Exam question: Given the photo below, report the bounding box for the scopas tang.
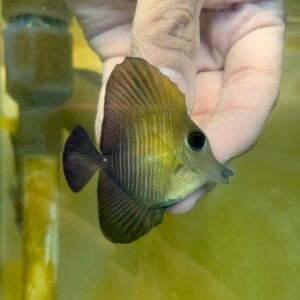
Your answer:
[63,57,233,244]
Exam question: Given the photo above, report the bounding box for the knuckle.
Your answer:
[133,1,199,59]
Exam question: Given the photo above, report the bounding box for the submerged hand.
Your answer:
[65,0,285,211]
[193,0,285,163]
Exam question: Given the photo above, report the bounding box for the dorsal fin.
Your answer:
[100,57,186,154]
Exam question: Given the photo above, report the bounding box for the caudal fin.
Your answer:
[63,126,103,192]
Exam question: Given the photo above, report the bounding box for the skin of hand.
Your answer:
[65,0,285,213]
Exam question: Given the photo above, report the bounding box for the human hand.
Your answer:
[65,0,285,212]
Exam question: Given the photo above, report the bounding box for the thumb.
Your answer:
[95,0,202,144]
[131,0,202,112]
[95,56,125,145]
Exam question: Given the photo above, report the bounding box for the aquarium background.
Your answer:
[1,1,300,299]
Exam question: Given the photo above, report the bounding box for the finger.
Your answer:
[167,183,216,214]
[95,56,125,144]
[131,0,203,112]
[193,70,223,122]
[65,0,135,59]
[198,12,285,163]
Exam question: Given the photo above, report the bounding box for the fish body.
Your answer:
[63,57,233,243]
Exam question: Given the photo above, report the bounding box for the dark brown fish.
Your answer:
[63,57,233,243]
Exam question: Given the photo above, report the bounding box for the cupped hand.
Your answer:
[65,0,285,211]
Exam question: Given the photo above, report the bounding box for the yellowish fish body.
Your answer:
[113,112,228,209]
[63,57,233,243]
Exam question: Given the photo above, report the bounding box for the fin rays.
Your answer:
[100,57,186,154]
[98,172,164,243]
[63,126,103,192]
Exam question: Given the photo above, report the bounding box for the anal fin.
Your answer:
[98,172,164,243]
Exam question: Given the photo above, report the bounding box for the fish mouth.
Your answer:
[209,165,233,184]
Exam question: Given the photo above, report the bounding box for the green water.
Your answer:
[60,10,300,300]
[1,1,300,299]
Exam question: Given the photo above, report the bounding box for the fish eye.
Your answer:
[187,131,206,151]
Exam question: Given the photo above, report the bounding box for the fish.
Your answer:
[62,57,233,244]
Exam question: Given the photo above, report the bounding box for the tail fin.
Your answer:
[63,126,104,192]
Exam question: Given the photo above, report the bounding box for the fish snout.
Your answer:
[220,167,234,183]
[208,164,233,184]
